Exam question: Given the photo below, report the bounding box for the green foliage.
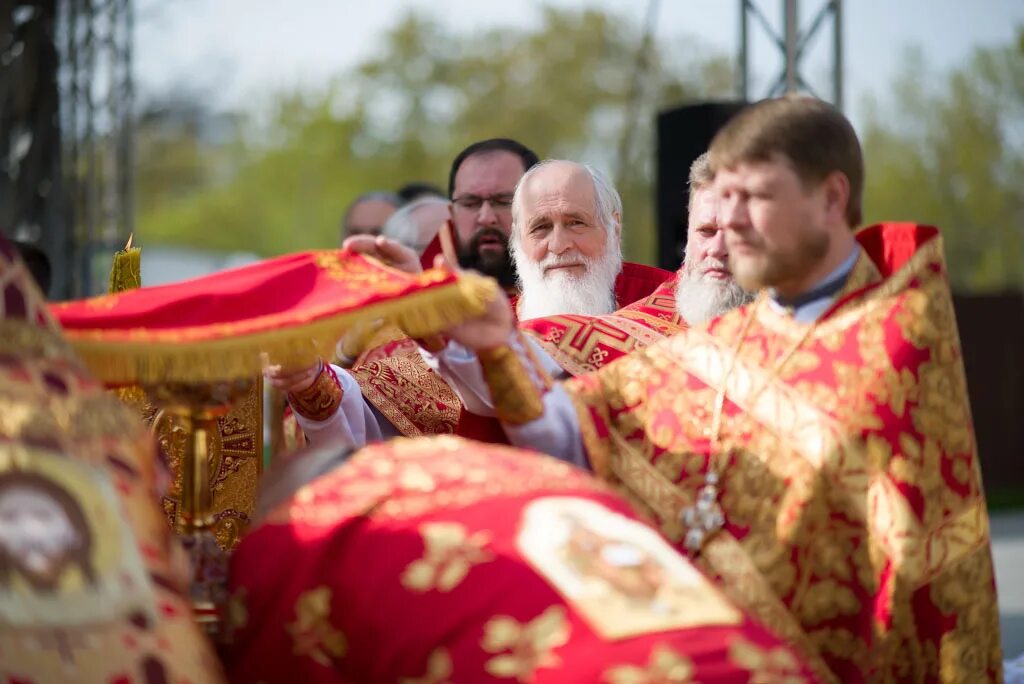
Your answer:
[135,7,734,263]
[137,10,1023,291]
[861,34,1024,291]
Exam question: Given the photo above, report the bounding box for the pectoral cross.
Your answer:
[679,471,725,552]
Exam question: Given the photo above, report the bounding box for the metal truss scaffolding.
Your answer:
[738,0,843,109]
[60,0,134,297]
[0,0,133,299]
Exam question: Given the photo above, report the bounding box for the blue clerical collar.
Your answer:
[769,246,860,322]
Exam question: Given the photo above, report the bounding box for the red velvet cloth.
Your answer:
[51,250,462,341]
[47,249,487,385]
[614,262,674,309]
[225,437,819,683]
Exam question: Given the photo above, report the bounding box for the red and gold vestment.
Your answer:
[566,223,1002,682]
[0,238,223,683]
[341,265,679,442]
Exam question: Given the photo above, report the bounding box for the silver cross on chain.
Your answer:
[680,470,725,552]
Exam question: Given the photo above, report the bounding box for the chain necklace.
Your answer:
[680,296,819,552]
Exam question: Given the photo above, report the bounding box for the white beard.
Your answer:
[514,248,621,320]
[674,259,754,325]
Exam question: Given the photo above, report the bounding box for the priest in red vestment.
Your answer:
[518,153,753,375]
[423,96,1003,681]
[224,435,820,683]
[272,156,755,450]
[271,159,676,447]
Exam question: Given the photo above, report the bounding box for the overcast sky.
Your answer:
[134,0,1024,127]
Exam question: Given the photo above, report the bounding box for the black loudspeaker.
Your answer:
[655,101,746,271]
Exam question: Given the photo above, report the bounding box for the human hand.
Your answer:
[342,235,422,274]
[444,286,516,352]
[264,359,323,394]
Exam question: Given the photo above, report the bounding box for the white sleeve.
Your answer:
[419,333,565,416]
[292,365,388,449]
[422,337,588,469]
[503,384,589,469]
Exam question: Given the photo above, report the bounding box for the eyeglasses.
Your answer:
[451,194,515,213]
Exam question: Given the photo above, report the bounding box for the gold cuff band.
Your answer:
[288,364,343,422]
[478,344,544,425]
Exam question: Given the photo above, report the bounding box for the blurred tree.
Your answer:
[135,7,734,263]
[861,28,1024,291]
[134,95,240,215]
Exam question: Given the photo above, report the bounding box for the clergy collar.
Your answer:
[769,245,860,322]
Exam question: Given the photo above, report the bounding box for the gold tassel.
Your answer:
[68,273,500,385]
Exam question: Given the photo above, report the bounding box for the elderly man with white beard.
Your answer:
[266,159,640,447]
[674,152,754,325]
[266,159,678,449]
[266,155,754,449]
[510,159,624,320]
[516,153,753,376]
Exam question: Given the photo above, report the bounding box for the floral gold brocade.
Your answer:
[401,522,494,592]
[226,435,818,682]
[287,586,347,667]
[565,224,1004,682]
[602,645,696,683]
[729,637,807,683]
[0,239,222,682]
[349,338,462,437]
[481,606,570,681]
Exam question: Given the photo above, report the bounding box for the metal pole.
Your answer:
[83,0,97,297]
[738,0,749,101]
[832,0,843,110]
[65,0,81,299]
[783,0,799,94]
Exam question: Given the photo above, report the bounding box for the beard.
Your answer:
[514,246,622,320]
[675,256,755,325]
[728,227,830,292]
[457,227,517,289]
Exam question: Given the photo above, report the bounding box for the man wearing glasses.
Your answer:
[445,138,540,291]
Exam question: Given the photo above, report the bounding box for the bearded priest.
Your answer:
[268,160,671,445]
[426,95,1003,681]
[517,152,753,376]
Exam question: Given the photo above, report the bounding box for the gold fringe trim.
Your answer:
[66,274,499,385]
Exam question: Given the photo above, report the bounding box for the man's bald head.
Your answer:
[511,160,621,243]
[341,192,401,241]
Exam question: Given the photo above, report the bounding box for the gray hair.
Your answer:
[382,195,450,252]
[510,159,622,242]
[687,152,714,213]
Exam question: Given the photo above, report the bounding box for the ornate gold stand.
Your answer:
[145,379,254,637]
